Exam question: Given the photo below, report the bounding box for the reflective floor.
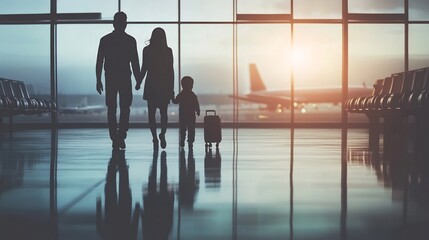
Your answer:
[1,128,428,240]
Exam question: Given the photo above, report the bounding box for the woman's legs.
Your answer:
[147,101,157,140]
[159,104,168,136]
[159,103,168,149]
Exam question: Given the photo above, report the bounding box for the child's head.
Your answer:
[181,76,194,90]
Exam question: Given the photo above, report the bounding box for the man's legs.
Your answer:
[105,82,118,148]
[118,82,132,149]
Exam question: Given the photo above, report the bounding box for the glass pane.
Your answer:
[57,24,110,123]
[237,0,291,14]
[237,24,291,123]
[0,0,49,14]
[348,24,404,123]
[348,0,404,13]
[409,25,429,70]
[58,0,117,20]
[410,0,429,21]
[294,0,342,19]
[181,0,232,21]
[294,24,342,123]
[181,25,233,122]
[0,25,50,123]
[122,0,178,21]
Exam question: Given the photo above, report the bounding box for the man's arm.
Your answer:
[95,39,104,94]
[136,48,147,90]
[130,38,140,84]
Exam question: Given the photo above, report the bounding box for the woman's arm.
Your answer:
[168,48,175,99]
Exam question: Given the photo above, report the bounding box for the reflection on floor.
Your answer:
[0,128,428,240]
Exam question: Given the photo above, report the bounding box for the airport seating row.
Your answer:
[0,78,56,123]
[345,67,429,117]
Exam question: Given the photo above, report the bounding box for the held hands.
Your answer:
[196,110,200,116]
[135,83,141,90]
[96,81,103,95]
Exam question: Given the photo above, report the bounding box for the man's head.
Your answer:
[181,76,194,90]
[113,12,127,32]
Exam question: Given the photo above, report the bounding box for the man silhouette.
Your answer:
[96,11,140,149]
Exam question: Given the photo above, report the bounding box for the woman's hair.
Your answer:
[148,27,168,48]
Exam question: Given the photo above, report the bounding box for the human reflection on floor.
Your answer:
[179,148,200,210]
[96,150,140,240]
[142,150,174,240]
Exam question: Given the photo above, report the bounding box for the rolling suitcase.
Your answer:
[204,110,222,148]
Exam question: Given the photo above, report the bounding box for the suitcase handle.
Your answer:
[205,110,216,116]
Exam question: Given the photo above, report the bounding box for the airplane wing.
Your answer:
[230,93,293,110]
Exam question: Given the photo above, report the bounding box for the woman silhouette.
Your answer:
[136,27,174,149]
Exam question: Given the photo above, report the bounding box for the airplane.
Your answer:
[231,64,373,111]
[59,96,105,115]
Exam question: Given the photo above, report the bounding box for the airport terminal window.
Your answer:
[348,0,404,13]
[57,0,117,20]
[122,0,178,21]
[57,24,110,123]
[293,24,342,123]
[181,0,232,22]
[2,0,429,126]
[348,24,404,123]
[237,0,291,14]
[293,0,341,19]
[0,0,49,14]
[409,25,429,70]
[237,24,291,123]
[409,0,429,21]
[349,24,404,83]
[181,24,233,122]
[0,25,51,123]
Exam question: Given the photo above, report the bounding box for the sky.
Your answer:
[0,0,428,95]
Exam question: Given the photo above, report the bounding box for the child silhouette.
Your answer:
[172,76,200,148]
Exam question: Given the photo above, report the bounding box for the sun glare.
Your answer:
[292,46,306,69]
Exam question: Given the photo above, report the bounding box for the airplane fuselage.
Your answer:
[248,86,372,105]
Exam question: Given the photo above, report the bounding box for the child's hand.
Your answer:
[196,110,200,116]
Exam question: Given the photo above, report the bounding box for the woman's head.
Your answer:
[149,27,168,48]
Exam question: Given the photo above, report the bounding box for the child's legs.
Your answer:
[187,118,196,144]
[179,116,186,143]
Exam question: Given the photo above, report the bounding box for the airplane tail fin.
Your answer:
[249,64,266,92]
